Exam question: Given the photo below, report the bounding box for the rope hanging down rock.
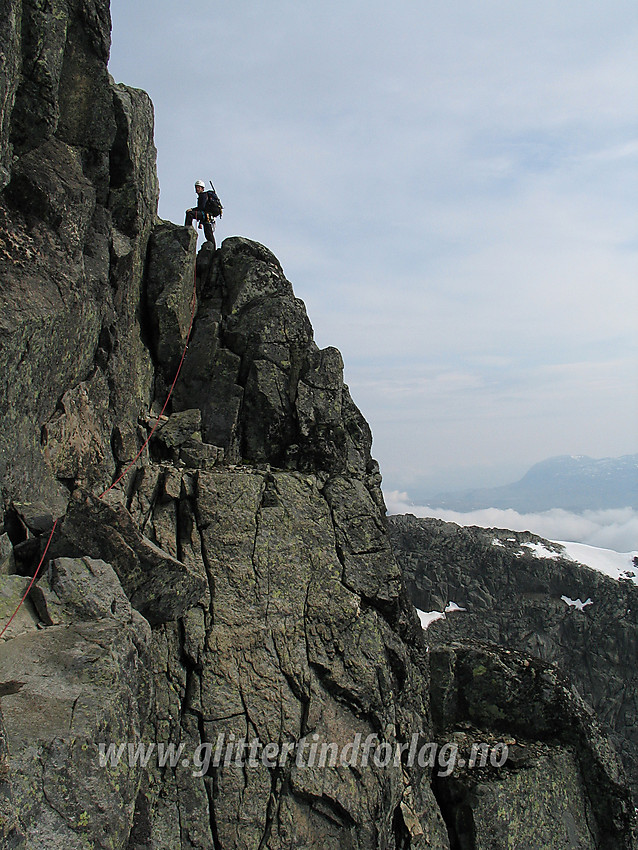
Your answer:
[0,259,200,638]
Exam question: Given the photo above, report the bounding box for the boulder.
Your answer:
[178,437,223,469]
[0,575,39,641]
[30,556,134,626]
[0,615,152,849]
[0,533,14,575]
[52,490,207,624]
[7,502,54,537]
[153,408,201,450]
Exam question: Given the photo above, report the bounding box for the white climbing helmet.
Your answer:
[194,179,206,189]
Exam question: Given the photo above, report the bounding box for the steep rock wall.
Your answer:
[0,0,159,515]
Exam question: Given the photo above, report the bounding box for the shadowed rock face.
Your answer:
[0,0,159,516]
[0,1,637,848]
[427,641,634,850]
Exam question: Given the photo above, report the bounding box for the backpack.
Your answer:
[204,189,223,218]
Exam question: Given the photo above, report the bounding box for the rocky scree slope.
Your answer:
[0,1,636,848]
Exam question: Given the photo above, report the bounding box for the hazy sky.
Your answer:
[108,0,638,496]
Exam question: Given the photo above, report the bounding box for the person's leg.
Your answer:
[203,217,216,248]
[185,209,195,226]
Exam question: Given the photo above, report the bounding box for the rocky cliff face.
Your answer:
[0,0,158,518]
[389,515,638,803]
[0,1,636,848]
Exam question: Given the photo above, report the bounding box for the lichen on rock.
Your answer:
[0,1,637,848]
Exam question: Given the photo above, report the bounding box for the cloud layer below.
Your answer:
[385,491,638,553]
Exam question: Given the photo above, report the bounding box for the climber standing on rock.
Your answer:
[185,179,223,248]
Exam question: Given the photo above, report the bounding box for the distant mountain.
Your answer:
[423,454,638,512]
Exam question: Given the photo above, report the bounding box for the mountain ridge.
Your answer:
[420,453,638,512]
[389,512,638,803]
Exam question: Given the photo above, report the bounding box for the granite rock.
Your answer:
[1,1,636,846]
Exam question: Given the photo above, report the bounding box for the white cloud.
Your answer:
[575,139,638,163]
[385,493,638,553]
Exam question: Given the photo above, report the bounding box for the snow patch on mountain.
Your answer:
[416,601,467,631]
[558,541,638,586]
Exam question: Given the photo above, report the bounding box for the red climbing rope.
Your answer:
[99,264,199,498]
[0,520,58,638]
[0,259,200,637]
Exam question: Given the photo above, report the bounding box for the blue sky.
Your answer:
[108,0,638,496]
